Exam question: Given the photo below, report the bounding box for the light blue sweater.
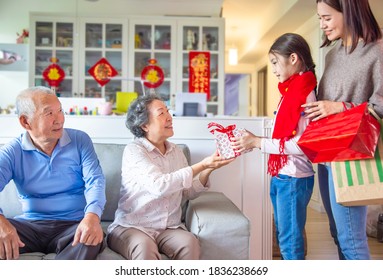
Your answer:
[0,128,106,220]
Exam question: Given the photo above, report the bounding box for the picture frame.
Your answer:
[0,43,28,71]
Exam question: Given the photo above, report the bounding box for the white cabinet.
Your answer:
[128,18,176,108]
[30,14,225,115]
[177,19,225,115]
[29,15,78,98]
[79,18,128,102]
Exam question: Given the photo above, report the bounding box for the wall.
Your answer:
[0,0,77,108]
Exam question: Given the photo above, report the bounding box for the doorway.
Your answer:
[224,73,251,116]
[257,66,267,116]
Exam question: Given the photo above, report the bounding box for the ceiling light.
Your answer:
[228,48,238,65]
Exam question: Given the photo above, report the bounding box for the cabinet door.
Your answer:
[129,20,176,108]
[79,19,127,102]
[177,19,224,115]
[30,17,77,98]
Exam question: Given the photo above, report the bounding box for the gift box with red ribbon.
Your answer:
[297,102,380,163]
[208,122,252,159]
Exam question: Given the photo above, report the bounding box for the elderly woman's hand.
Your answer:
[194,151,236,186]
[201,150,236,170]
[191,150,235,177]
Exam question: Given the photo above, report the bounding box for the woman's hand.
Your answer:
[302,100,344,121]
[231,129,261,152]
[201,150,235,170]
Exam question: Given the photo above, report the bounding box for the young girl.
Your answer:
[232,33,317,259]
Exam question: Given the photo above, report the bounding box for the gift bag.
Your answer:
[297,102,380,163]
[331,113,383,206]
[208,122,252,159]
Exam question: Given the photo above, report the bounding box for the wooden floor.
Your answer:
[304,207,383,260]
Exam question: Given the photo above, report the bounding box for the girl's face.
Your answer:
[268,52,297,83]
[317,2,344,42]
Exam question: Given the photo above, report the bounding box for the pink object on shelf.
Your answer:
[98,102,112,115]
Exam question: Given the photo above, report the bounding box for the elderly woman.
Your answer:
[107,94,234,260]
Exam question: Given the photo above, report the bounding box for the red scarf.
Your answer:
[267,71,317,177]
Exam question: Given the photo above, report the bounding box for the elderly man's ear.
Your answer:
[19,115,32,130]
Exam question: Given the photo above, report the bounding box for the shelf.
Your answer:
[30,14,224,115]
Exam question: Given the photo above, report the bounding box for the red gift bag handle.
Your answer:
[342,101,355,111]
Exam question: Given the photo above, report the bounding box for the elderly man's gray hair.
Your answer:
[16,86,54,118]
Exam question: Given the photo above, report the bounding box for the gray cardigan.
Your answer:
[318,39,383,118]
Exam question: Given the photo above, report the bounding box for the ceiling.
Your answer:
[86,0,383,66]
[222,0,316,64]
[221,0,383,65]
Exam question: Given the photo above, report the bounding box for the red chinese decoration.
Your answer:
[42,57,65,87]
[88,57,118,86]
[141,58,164,88]
[189,51,210,100]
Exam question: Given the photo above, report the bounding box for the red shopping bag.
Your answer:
[297,102,380,163]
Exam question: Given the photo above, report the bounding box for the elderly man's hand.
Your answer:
[72,213,104,247]
[0,215,25,259]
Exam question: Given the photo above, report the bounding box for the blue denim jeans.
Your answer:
[270,174,314,260]
[318,164,370,260]
[317,164,345,259]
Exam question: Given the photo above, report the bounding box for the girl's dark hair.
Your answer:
[125,94,163,138]
[317,0,382,53]
[269,32,316,77]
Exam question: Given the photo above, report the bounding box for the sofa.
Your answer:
[0,143,250,260]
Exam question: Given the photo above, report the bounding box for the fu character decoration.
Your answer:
[42,57,65,94]
[141,58,164,94]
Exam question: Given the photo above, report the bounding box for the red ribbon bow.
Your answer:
[208,122,236,135]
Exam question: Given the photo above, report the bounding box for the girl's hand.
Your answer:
[231,130,261,152]
[302,100,344,121]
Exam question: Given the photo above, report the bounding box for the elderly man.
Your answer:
[0,86,106,260]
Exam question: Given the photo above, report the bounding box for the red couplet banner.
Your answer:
[189,51,210,100]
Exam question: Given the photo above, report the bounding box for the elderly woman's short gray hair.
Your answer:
[16,86,54,118]
[125,94,163,138]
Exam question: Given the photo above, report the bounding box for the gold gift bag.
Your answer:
[331,111,383,206]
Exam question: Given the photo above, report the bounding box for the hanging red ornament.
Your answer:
[88,57,118,86]
[141,58,164,88]
[42,57,65,87]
